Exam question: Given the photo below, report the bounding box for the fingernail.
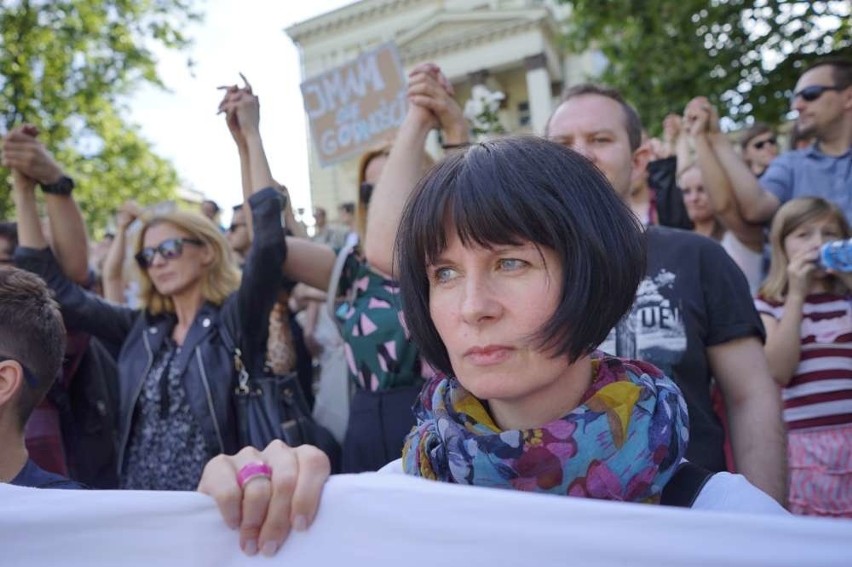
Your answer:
[293,515,308,531]
[243,539,258,556]
[261,541,279,557]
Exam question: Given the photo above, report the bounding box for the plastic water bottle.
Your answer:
[819,239,852,272]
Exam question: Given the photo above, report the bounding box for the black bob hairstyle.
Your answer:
[395,136,646,378]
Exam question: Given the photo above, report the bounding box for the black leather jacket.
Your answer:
[15,187,286,476]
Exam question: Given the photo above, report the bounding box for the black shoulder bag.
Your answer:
[220,324,341,472]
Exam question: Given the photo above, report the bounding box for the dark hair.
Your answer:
[548,84,644,152]
[202,199,220,214]
[803,56,851,90]
[396,136,646,376]
[0,222,18,250]
[740,122,775,150]
[339,202,356,215]
[232,203,244,212]
[0,267,66,429]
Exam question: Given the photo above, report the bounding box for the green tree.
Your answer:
[558,0,851,134]
[0,0,203,234]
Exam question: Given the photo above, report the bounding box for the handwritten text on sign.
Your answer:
[301,43,407,167]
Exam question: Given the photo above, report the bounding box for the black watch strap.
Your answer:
[40,175,75,196]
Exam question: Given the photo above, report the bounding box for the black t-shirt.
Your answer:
[598,226,765,471]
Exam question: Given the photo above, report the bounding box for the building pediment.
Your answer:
[396,8,556,62]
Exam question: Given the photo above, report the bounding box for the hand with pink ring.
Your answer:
[198,440,331,557]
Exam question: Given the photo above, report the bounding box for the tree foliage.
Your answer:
[558,0,851,134]
[0,0,203,234]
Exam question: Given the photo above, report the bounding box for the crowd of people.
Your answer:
[0,52,850,556]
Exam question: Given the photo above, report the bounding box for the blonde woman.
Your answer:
[12,108,286,490]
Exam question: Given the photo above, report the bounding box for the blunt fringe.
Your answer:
[395,136,646,377]
[135,210,241,315]
[760,197,851,302]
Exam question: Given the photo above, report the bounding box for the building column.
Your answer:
[524,53,552,135]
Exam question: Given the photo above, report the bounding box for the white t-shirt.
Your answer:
[379,458,786,515]
[721,231,764,296]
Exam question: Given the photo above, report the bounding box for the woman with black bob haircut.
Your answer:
[396,136,644,374]
[200,137,785,558]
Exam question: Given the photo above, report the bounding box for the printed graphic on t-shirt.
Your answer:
[599,269,686,375]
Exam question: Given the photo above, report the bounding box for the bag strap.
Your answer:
[660,461,714,508]
[325,238,359,335]
[218,322,252,394]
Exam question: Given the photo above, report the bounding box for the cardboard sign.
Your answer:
[301,42,407,167]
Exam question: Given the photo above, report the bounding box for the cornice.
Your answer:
[399,10,556,63]
[286,0,430,44]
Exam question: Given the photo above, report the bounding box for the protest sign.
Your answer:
[301,42,407,167]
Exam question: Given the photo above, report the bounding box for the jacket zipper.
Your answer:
[196,348,226,453]
[118,329,155,476]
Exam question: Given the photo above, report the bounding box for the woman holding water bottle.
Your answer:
[755,196,852,517]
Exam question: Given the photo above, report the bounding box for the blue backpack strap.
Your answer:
[661,461,714,508]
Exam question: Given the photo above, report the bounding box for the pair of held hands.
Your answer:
[0,124,65,193]
[648,97,722,160]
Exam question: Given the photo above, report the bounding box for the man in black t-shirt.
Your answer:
[544,84,786,505]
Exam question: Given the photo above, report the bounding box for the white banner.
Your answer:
[2,473,851,566]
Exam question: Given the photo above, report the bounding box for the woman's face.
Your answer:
[363,154,388,186]
[742,132,778,171]
[142,222,211,298]
[679,168,714,223]
[427,230,577,428]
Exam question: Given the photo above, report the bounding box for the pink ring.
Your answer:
[237,461,272,489]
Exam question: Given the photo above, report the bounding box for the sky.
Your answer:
[129,0,358,225]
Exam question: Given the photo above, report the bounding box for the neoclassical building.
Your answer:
[286,0,600,215]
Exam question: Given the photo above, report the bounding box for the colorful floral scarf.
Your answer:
[402,352,688,503]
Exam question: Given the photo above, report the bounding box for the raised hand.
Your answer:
[1,125,65,186]
[217,74,255,147]
[115,201,142,232]
[406,63,468,144]
[662,113,682,146]
[684,96,722,139]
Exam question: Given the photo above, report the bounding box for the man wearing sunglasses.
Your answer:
[0,267,81,489]
[724,57,851,225]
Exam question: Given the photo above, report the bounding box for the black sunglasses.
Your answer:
[792,85,842,103]
[0,356,38,388]
[359,182,374,205]
[135,237,204,268]
[752,137,777,150]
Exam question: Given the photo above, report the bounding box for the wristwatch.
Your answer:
[40,175,75,196]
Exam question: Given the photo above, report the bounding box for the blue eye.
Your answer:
[432,267,457,284]
[499,258,526,271]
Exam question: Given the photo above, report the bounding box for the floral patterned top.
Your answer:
[336,250,427,391]
[121,339,212,490]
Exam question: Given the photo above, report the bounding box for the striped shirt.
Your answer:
[755,293,852,431]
